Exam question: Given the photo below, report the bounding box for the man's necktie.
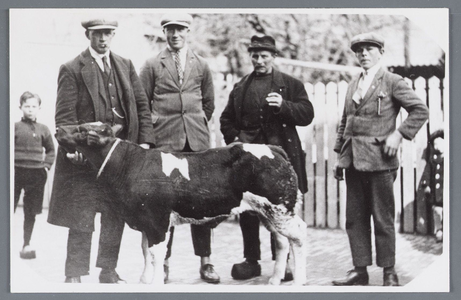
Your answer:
[173,51,184,84]
[352,71,367,104]
[102,56,111,79]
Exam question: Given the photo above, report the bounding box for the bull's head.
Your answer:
[55,122,123,153]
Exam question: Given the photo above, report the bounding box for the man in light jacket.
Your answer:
[139,12,219,284]
[332,32,429,286]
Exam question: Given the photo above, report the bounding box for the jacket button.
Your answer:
[288,138,292,142]
[282,124,287,127]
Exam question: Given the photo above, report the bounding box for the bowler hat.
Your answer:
[350,32,385,52]
[81,18,118,30]
[161,13,193,28]
[247,35,277,54]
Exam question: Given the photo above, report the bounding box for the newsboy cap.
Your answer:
[81,18,118,30]
[350,32,385,52]
[247,35,277,53]
[160,12,193,28]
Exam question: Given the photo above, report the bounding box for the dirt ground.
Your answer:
[10,206,445,292]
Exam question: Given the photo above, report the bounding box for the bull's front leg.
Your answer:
[139,231,170,285]
[269,232,290,285]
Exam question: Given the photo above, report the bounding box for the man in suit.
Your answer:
[139,13,219,284]
[48,17,155,283]
[220,35,314,280]
[332,32,429,286]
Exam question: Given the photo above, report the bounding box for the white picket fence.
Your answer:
[210,74,446,233]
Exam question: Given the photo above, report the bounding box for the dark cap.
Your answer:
[350,32,385,52]
[247,35,277,54]
[160,13,193,28]
[81,18,118,30]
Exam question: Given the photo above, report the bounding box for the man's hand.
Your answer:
[139,143,150,149]
[266,92,283,108]
[66,151,86,165]
[333,161,344,181]
[383,130,403,157]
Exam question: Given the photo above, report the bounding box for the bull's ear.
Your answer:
[111,124,123,137]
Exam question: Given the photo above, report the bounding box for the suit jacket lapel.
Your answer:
[346,77,360,113]
[160,48,180,87]
[80,48,101,119]
[356,68,385,111]
[182,49,195,86]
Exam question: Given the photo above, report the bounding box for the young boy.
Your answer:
[14,91,55,259]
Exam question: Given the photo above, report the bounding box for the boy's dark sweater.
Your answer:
[15,118,55,169]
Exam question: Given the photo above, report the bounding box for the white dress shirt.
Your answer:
[352,62,381,104]
[89,47,111,72]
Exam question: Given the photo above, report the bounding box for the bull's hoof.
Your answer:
[99,269,126,284]
[19,245,36,259]
[65,276,81,283]
[292,279,307,286]
[268,276,282,285]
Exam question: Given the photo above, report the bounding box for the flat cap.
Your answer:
[247,35,277,53]
[350,32,385,52]
[81,18,118,30]
[160,12,193,28]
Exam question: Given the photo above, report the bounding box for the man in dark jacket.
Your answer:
[220,35,314,280]
[48,17,155,284]
[331,32,429,286]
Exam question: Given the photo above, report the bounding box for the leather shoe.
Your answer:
[383,273,399,286]
[200,264,220,284]
[65,276,81,283]
[99,269,126,284]
[332,270,369,286]
[231,260,261,280]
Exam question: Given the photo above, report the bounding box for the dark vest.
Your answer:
[96,62,127,138]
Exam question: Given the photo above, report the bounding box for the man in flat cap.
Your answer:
[48,17,155,283]
[332,32,429,286]
[220,35,314,281]
[139,13,219,284]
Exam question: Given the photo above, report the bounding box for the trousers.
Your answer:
[14,167,48,246]
[345,167,398,268]
[65,209,125,277]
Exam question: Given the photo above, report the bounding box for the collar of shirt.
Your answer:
[89,46,111,72]
[167,44,188,71]
[358,62,382,98]
[361,62,381,79]
[21,117,36,123]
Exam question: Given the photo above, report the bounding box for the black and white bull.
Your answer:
[55,122,307,285]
